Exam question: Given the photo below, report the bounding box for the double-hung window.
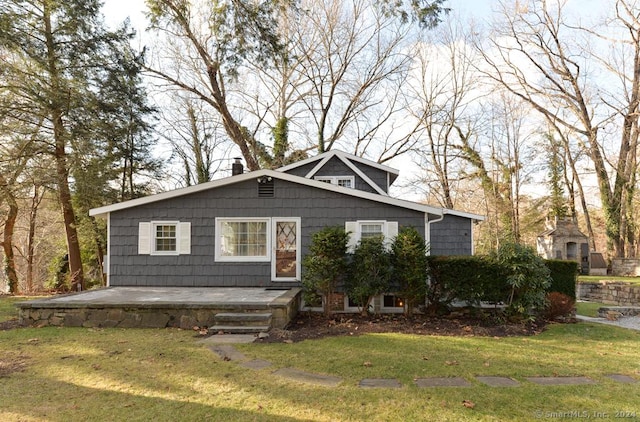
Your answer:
[345,220,398,252]
[154,224,177,252]
[215,218,270,261]
[138,221,191,255]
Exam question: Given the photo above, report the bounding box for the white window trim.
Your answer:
[314,175,355,188]
[344,296,373,313]
[151,221,181,256]
[215,217,271,262]
[271,217,301,281]
[345,220,398,252]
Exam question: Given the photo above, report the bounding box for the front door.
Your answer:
[272,218,301,281]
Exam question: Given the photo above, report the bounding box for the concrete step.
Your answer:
[209,325,270,334]
[214,312,272,327]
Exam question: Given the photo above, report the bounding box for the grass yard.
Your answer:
[1,296,639,421]
[576,301,606,318]
[578,275,640,285]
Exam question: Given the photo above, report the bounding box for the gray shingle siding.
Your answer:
[429,214,474,256]
[312,156,378,193]
[108,178,425,287]
[350,160,389,193]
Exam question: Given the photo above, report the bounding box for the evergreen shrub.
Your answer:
[545,259,578,299]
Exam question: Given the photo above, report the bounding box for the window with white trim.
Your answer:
[138,221,191,256]
[314,175,354,188]
[215,218,270,261]
[345,220,398,252]
[360,222,384,239]
[154,224,177,252]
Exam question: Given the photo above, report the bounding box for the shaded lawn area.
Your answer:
[1,318,639,421]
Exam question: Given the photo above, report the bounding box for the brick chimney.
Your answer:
[231,157,243,175]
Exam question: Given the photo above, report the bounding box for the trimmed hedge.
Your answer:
[425,255,508,308]
[545,259,578,299]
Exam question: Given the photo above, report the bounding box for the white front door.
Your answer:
[272,218,301,281]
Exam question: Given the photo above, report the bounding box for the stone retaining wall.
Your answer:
[577,281,640,306]
[611,258,640,276]
[21,306,223,329]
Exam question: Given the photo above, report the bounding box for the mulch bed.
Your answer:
[256,312,548,343]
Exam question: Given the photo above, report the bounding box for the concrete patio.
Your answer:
[16,287,301,331]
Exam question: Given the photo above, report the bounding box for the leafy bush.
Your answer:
[345,236,392,315]
[491,242,551,318]
[302,226,349,316]
[544,292,575,320]
[545,260,578,299]
[390,227,427,316]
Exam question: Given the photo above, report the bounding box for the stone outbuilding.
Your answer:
[537,217,590,274]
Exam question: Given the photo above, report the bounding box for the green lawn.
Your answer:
[0,295,38,322]
[1,296,639,421]
[576,301,605,318]
[578,275,640,285]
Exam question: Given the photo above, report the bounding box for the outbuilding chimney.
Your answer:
[231,157,244,175]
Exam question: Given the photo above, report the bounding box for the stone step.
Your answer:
[209,325,271,334]
[214,312,272,327]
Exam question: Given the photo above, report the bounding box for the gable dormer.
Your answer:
[276,150,399,195]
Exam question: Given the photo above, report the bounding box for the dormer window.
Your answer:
[314,176,354,189]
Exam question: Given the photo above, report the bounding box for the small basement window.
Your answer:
[383,294,404,309]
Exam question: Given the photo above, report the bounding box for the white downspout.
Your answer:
[425,210,444,256]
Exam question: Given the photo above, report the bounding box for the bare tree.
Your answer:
[405,14,480,208]
[475,0,640,257]
[159,96,231,185]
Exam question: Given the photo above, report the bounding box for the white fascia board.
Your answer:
[276,150,400,179]
[442,208,485,221]
[305,153,335,178]
[334,150,399,178]
[276,152,328,172]
[334,152,388,196]
[89,169,443,217]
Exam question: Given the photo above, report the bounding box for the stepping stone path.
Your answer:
[475,376,520,387]
[606,374,638,383]
[359,378,402,388]
[203,340,639,389]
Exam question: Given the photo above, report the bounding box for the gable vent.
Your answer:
[257,176,275,197]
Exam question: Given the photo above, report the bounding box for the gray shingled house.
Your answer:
[89,150,483,311]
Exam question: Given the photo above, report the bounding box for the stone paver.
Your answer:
[605,374,638,383]
[475,376,520,387]
[199,334,257,344]
[525,376,596,386]
[240,359,273,370]
[359,378,402,388]
[208,344,248,361]
[415,377,472,387]
[273,368,342,387]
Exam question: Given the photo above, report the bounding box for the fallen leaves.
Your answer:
[462,400,476,409]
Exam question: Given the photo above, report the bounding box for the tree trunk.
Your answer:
[2,202,19,294]
[26,185,44,293]
[44,2,84,291]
